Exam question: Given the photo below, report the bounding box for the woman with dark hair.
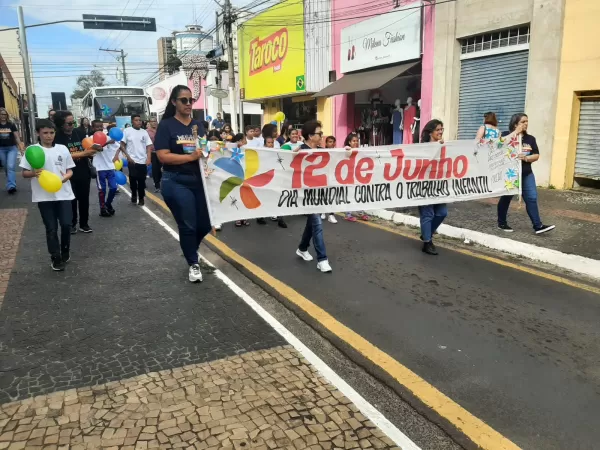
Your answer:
[419,120,447,255]
[77,117,92,137]
[222,123,233,136]
[476,112,500,140]
[260,123,280,149]
[277,121,293,146]
[154,85,211,283]
[497,114,554,234]
[342,133,369,222]
[0,107,25,194]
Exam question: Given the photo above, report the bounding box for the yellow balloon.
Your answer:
[274,111,285,122]
[114,159,123,171]
[38,170,62,193]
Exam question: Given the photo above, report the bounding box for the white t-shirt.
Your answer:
[19,144,75,203]
[123,127,152,164]
[93,141,120,171]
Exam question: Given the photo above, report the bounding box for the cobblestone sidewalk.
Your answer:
[0,346,399,450]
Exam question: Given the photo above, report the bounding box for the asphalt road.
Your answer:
[215,215,600,450]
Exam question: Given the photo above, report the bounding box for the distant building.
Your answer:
[0,53,20,122]
[0,27,35,94]
[174,25,214,57]
[157,36,176,81]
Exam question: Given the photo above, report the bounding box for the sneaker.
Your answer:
[61,251,71,263]
[138,198,145,206]
[296,248,314,262]
[359,214,370,221]
[270,216,278,221]
[214,223,222,231]
[80,225,93,233]
[257,218,267,225]
[422,241,438,255]
[235,220,243,227]
[70,226,78,235]
[154,187,161,193]
[243,220,250,226]
[107,206,115,216]
[189,264,203,283]
[100,208,111,217]
[344,215,357,222]
[278,218,288,228]
[8,187,16,195]
[328,214,338,224]
[131,196,137,204]
[535,224,555,234]
[51,256,65,271]
[317,260,333,273]
[498,223,514,232]
[321,214,327,220]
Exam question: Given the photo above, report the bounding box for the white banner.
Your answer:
[203,138,521,225]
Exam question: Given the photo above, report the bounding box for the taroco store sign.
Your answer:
[340,6,421,73]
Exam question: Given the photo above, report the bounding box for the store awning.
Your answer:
[313,62,419,98]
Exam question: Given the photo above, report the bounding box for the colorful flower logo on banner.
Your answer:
[214,149,275,209]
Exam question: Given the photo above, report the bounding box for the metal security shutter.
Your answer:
[575,100,600,179]
[457,51,529,139]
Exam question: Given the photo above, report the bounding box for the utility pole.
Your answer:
[17,6,37,144]
[223,0,238,132]
[100,48,128,86]
[215,11,223,116]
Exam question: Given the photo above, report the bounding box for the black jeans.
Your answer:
[129,162,147,200]
[151,152,162,189]
[70,176,91,227]
[38,201,72,258]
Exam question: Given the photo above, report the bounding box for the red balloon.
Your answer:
[93,131,107,146]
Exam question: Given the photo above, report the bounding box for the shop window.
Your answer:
[329,71,337,83]
[460,25,530,55]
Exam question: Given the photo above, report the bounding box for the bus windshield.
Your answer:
[94,96,149,121]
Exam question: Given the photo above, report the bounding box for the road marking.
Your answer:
[126,187,421,450]
[142,189,520,450]
[354,215,600,296]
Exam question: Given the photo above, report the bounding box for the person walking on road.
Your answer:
[122,114,152,206]
[77,117,92,137]
[146,117,162,192]
[295,120,332,273]
[497,113,555,234]
[154,85,212,283]
[419,120,447,255]
[54,111,97,234]
[20,119,75,271]
[211,113,224,130]
[343,133,370,223]
[0,107,25,194]
[93,123,120,218]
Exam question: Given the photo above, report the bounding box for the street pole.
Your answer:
[18,6,37,144]
[215,11,223,116]
[224,0,238,133]
[100,48,128,86]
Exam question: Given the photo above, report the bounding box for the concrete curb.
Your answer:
[370,209,600,281]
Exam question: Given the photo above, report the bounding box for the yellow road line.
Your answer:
[352,216,600,296]
[144,189,520,449]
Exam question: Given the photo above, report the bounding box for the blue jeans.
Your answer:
[0,146,18,190]
[498,172,542,229]
[96,169,117,209]
[161,171,212,265]
[298,214,327,262]
[419,204,448,242]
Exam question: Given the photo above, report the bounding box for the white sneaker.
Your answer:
[214,223,222,231]
[317,260,333,273]
[320,214,326,220]
[270,216,278,221]
[296,248,314,261]
[189,264,203,283]
[328,214,338,224]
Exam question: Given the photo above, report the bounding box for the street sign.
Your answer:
[210,89,229,99]
[82,15,156,32]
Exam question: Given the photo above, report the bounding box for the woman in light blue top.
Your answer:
[476,111,500,140]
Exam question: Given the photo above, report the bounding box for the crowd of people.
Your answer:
[4,85,554,279]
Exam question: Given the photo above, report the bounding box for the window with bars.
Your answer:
[460,26,530,55]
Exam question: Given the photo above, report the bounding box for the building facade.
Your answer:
[550,0,600,188]
[157,37,176,81]
[0,53,20,122]
[175,25,214,56]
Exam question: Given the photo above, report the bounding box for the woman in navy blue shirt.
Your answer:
[154,85,211,283]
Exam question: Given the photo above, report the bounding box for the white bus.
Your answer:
[81,86,152,124]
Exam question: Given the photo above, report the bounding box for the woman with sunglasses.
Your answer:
[154,85,211,283]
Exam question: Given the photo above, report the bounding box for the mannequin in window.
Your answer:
[391,99,403,144]
[403,97,416,144]
[411,99,421,143]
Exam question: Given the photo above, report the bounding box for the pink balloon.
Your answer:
[93,131,107,146]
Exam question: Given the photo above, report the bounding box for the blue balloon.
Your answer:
[270,120,277,125]
[206,115,212,122]
[115,170,127,185]
[108,127,124,141]
[121,158,128,168]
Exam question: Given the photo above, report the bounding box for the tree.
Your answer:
[71,70,106,99]
[166,48,182,75]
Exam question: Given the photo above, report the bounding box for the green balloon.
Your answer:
[25,145,46,169]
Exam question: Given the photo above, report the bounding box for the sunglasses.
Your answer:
[177,97,196,105]
[65,122,75,126]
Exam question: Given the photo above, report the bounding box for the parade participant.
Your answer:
[244,125,256,147]
[121,114,152,206]
[317,135,338,224]
[94,123,119,217]
[54,110,97,234]
[253,125,263,147]
[419,120,447,255]
[231,133,246,147]
[222,123,233,136]
[342,133,370,222]
[20,119,75,271]
[146,117,162,192]
[0,107,25,194]
[264,136,275,148]
[211,113,224,130]
[48,109,56,122]
[325,136,336,149]
[261,123,280,149]
[497,114,555,234]
[277,121,293,146]
[280,129,302,151]
[154,85,211,283]
[295,120,332,273]
[77,117,92,137]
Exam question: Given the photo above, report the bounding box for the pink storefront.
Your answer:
[316,0,435,146]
